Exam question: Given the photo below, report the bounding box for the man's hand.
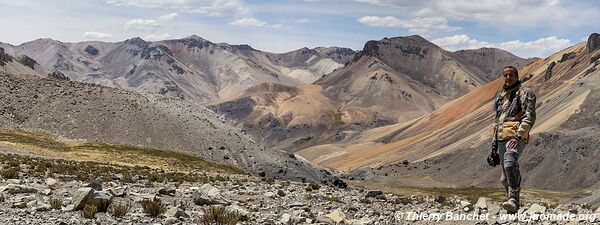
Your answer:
[507,137,519,149]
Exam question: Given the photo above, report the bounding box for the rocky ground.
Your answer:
[1,152,599,225]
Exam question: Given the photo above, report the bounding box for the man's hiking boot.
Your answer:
[502,198,519,213]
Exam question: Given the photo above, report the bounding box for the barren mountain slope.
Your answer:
[211,35,531,153]
[0,71,341,185]
[341,33,600,192]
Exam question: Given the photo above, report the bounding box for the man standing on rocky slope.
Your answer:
[491,66,537,213]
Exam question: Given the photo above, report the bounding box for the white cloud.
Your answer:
[353,0,417,7]
[144,33,171,41]
[296,18,314,24]
[124,12,177,30]
[356,0,600,32]
[497,36,572,57]
[357,16,459,34]
[82,31,114,39]
[433,34,572,58]
[158,12,178,21]
[229,17,267,27]
[432,34,491,50]
[106,0,248,17]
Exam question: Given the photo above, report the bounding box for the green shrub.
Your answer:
[359,198,372,204]
[82,204,97,219]
[326,196,343,203]
[1,166,20,179]
[109,202,130,218]
[141,197,166,217]
[50,198,62,210]
[305,183,320,192]
[201,206,239,225]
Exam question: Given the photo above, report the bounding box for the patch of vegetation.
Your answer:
[305,183,321,192]
[359,198,372,204]
[0,166,20,179]
[109,202,130,218]
[582,203,599,212]
[82,204,97,219]
[0,130,246,185]
[201,206,240,225]
[0,131,243,175]
[50,198,62,210]
[0,131,69,151]
[325,196,343,203]
[141,197,166,217]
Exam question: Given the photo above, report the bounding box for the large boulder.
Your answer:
[92,191,113,212]
[71,187,94,210]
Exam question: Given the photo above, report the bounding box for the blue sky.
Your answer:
[1,0,599,58]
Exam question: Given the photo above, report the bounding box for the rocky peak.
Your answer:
[176,35,213,49]
[231,44,257,52]
[353,35,436,62]
[125,37,148,48]
[587,33,600,53]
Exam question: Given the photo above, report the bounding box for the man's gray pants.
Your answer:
[498,139,524,204]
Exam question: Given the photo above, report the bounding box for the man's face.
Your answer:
[503,68,518,86]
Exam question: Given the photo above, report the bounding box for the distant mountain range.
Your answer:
[1,35,355,103]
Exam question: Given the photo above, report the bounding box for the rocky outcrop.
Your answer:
[544,61,556,81]
[84,45,99,56]
[587,33,600,53]
[17,55,37,70]
[47,71,70,81]
[0,47,13,67]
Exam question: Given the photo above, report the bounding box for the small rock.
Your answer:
[346,217,372,225]
[45,178,59,189]
[263,192,274,198]
[165,207,189,219]
[364,190,383,198]
[277,190,286,197]
[279,213,291,224]
[326,209,346,224]
[12,202,27,209]
[92,191,113,211]
[159,185,176,196]
[108,186,127,197]
[62,204,75,212]
[199,184,221,199]
[434,195,446,204]
[0,184,38,194]
[42,188,52,196]
[164,217,179,225]
[569,207,578,214]
[225,204,249,218]
[525,203,546,215]
[288,202,305,208]
[316,216,335,224]
[474,197,490,210]
[34,203,52,211]
[86,177,103,191]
